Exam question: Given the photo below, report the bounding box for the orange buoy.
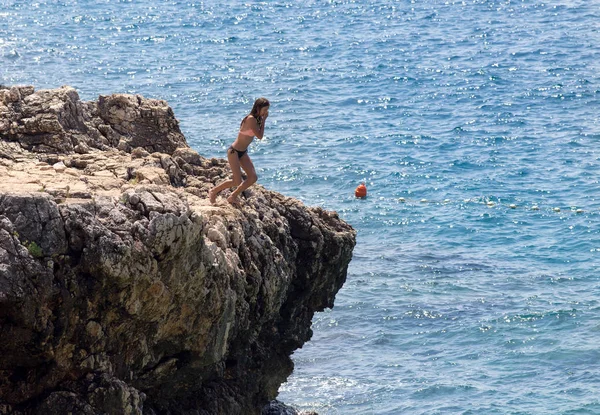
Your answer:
[355,183,367,198]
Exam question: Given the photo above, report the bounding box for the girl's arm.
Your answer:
[248,116,266,139]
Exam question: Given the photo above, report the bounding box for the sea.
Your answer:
[2,1,600,413]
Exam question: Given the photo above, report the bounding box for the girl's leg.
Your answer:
[209,149,243,204]
[209,180,234,203]
[227,155,257,203]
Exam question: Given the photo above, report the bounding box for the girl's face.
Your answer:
[259,106,269,117]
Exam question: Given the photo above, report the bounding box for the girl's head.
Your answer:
[241,97,270,127]
[250,97,270,117]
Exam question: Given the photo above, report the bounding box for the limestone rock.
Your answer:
[0,85,186,155]
[0,86,356,415]
[262,400,316,415]
[95,93,187,154]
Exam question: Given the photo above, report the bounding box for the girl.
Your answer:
[209,98,270,205]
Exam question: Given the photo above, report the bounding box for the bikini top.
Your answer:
[239,117,261,137]
[239,126,255,136]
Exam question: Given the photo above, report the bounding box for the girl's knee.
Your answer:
[249,174,258,184]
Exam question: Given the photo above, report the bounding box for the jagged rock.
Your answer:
[261,400,298,415]
[95,93,187,153]
[0,86,355,415]
[0,85,186,155]
[260,400,319,415]
[34,373,144,415]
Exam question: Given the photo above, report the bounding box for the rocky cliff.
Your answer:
[0,86,356,414]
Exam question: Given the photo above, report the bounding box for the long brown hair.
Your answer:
[241,97,270,128]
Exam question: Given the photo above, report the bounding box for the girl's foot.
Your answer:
[209,188,217,204]
[227,194,240,205]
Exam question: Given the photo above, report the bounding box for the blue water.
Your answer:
[3,1,600,413]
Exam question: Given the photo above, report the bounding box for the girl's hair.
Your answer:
[241,97,270,128]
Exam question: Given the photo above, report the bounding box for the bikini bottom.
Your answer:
[228,146,247,159]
